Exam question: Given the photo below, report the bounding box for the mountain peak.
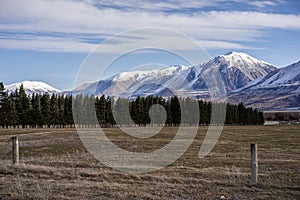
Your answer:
[222,51,256,60]
[224,51,244,56]
[220,51,272,66]
[198,52,277,91]
[5,80,61,95]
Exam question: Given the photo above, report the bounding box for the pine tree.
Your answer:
[15,84,31,128]
[130,97,138,125]
[156,97,167,126]
[31,93,43,127]
[114,97,131,126]
[73,94,85,126]
[57,95,65,127]
[237,103,246,125]
[64,95,73,127]
[0,82,8,127]
[50,94,59,127]
[105,97,115,127]
[41,93,51,127]
[170,96,181,126]
[95,96,104,126]
[165,99,172,126]
[143,96,153,125]
[7,94,19,127]
[0,82,5,107]
[134,96,144,126]
[84,94,97,126]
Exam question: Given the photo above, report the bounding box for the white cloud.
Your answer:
[86,0,217,11]
[0,30,254,53]
[0,38,96,53]
[248,1,277,8]
[0,0,299,53]
[85,0,285,11]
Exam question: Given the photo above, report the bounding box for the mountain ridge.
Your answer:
[4,52,299,111]
[71,51,277,98]
[226,61,300,110]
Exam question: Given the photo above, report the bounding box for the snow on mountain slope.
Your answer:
[71,52,277,99]
[111,65,190,82]
[222,51,272,71]
[93,65,194,97]
[227,61,300,110]
[196,51,276,92]
[254,62,299,87]
[5,81,61,95]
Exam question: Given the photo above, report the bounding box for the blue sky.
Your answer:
[0,0,300,90]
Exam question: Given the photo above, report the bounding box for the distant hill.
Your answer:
[5,81,61,95]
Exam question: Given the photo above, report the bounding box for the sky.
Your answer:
[0,0,300,90]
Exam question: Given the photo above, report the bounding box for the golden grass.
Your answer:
[0,126,299,199]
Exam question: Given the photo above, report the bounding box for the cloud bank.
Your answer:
[0,0,299,53]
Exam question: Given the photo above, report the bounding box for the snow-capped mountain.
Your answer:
[227,61,300,110]
[5,81,61,95]
[195,51,276,92]
[71,65,200,98]
[71,52,276,98]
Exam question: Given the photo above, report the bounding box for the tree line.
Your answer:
[0,83,264,128]
[264,112,300,122]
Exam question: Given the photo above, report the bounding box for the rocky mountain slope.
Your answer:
[227,61,300,110]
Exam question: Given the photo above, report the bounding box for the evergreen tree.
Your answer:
[64,95,73,127]
[73,94,85,126]
[57,95,65,127]
[114,97,131,126]
[95,95,107,126]
[134,96,144,126]
[0,82,5,107]
[7,95,19,127]
[16,84,31,128]
[170,96,181,126]
[31,94,43,127]
[165,100,172,125]
[83,94,98,126]
[237,103,246,125]
[105,97,115,127]
[41,93,51,127]
[50,94,59,127]
[129,97,138,125]
[0,83,8,127]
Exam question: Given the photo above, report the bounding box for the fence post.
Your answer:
[250,143,258,183]
[12,136,19,165]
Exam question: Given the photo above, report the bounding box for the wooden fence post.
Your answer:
[12,136,19,165]
[250,143,258,183]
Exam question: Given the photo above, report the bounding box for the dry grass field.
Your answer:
[0,126,299,199]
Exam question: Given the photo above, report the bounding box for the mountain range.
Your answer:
[4,52,300,111]
[68,52,276,98]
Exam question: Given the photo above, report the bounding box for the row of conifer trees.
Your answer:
[0,83,264,128]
